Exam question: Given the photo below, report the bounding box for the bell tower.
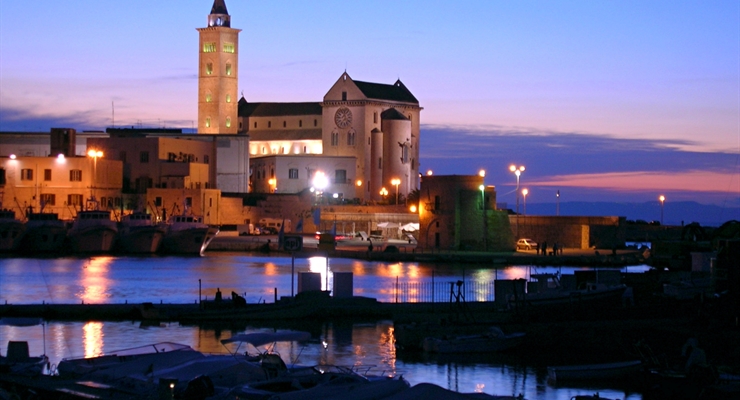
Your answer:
[197,0,241,134]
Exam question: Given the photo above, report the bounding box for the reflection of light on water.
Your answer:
[83,322,104,358]
[497,267,528,281]
[264,262,277,276]
[351,260,366,276]
[308,256,332,291]
[380,325,396,372]
[407,265,419,278]
[81,257,113,303]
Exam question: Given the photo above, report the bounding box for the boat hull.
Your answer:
[68,226,118,253]
[0,221,25,252]
[161,227,219,255]
[116,226,165,254]
[19,225,67,253]
[547,360,643,383]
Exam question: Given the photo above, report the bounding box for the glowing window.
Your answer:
[223,43,235,53]
[206,63,213,75]
[206,94,212,102]
[203,42,216,53]
[289,168,299,179]
[206,118,211,128]
[226,117,231,128]
[40,193,56,206]
[226,94,231,103]
[67,194,83,206]
[225,63,232,76]
[347,130,355,146]
[21,169,33,180]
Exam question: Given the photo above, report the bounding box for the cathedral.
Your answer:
[198,0,422,203]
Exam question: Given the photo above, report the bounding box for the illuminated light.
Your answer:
[355,179,362,187]
[170,383,175,389]
[479,169,486,177]
[313,171,328,190]
[57,154,65,159]
[268,178,276,186]
[522,188,529,196]
[332,193,338,198]
[322,340,328,349]
[9,154,16,159]
[310,187,315,193]
[409,205,417,213]
[87,149,103,158]
[379,187,388,196]
[479,185,484,191]
[426,170,433,176]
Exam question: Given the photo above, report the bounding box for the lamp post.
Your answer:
[659,195,665,225]
[391,178,401,205]
[87,149,103,205]
[509,165,525,237]
[479,184,487,251]
[522,188,529,215]
[380,187,388,203]
[556,190,560,216]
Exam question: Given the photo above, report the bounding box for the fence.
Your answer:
[391,280,496,303]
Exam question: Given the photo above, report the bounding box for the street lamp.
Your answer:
[480,184,487,251]
[87,149,103,205]
[659,195,665,225]
[509,164,525,237]
[522,188,529,215]
[391,178,401,205]
[380,187,389,202]
[312,171,328,203]
[556,190,560,216]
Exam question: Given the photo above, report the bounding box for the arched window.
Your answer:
[226,117,231,128]
[205,117,211,128]
[347,129,355,146]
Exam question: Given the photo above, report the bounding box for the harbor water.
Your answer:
[1,253,651,399]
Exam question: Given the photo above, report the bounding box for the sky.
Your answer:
[1,0,738,212]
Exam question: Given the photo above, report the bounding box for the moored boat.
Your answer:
[510,273,628,308]
[115,212,166,254]
[0,209,25,252]
[67,209,118,254]
[160,214,219,255]
[18,212,67,253]
[547,360,643,383]
[422,326,526,354]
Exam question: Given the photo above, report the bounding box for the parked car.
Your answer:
[516,238,538,250]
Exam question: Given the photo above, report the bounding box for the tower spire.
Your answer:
[208,0,230,27]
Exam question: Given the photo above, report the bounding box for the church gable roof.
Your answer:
[353,79,418,104]
[239,101,322,117]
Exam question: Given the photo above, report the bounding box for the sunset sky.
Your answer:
[1,1,738,210]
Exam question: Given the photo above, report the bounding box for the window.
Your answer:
[209,198,213,207]
[254,122,257,128]
[40,193,55,206]
[206,93,212,102]
[303,146,307,153]
[140,152,149,163]
[115,197,122,207]
[402,146,409,164]
[268,121,271,128]
[185,197,193,207]
[299,120,302,127]
[206,117,211,128]
[347,130,355,146]
[374,112,378,123]
[69,169,82,181]
[206,63,213,75]
[378,158,382,169]
[334,169,347,184]
[283,121,286,128]
[261,146,266,154]
[204,155,210,164]
[155,197,162,207]
[331,132,339,146]
[67,194,83,206]
[0,169,5,185]
[289,168,299,179]
[314,119,317,127]
[434,195,441,210]
[223,43,235,53]
[226,117,231,128]
[203,42,216,52]
[270,168,275,178]
[21,169,33,181]
[44,169,52,181]
[342,91,347,101]
[226,94,231,103]
[411,158,415,169]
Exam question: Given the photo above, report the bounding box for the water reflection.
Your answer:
[83,321,104,358]
[80,257,113,304]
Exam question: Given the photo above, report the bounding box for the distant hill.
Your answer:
[521,201,740,228]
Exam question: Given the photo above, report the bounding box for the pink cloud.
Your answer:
[528,170,739,193]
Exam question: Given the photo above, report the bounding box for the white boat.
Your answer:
[19,212,67,253]
[422,327,526,353]
[547,360,643,383]
[512,273,628,308]
[160,214,219,255]
[115,212,166,253]
[0,209,25,252]
[67,209,118,253]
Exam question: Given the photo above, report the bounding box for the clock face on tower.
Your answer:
[334,107,353,128]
